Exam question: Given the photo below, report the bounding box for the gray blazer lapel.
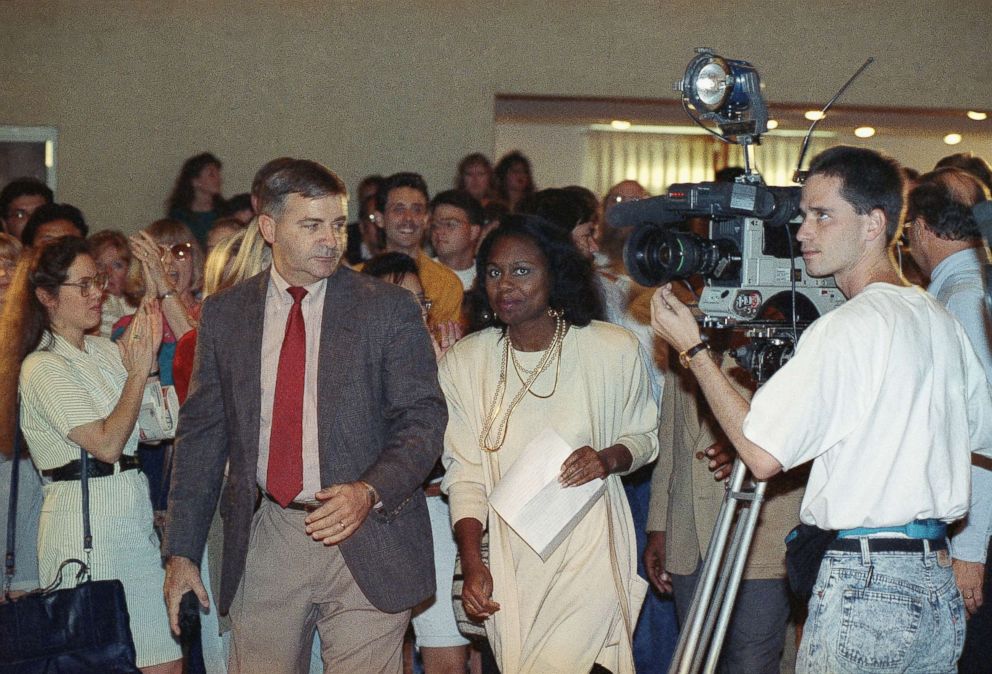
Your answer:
[236,271,268,468]
[318,270,360,396]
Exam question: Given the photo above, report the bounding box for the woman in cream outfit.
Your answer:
[442,216,658,673]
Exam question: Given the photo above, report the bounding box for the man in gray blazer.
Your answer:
[162,158,445,673]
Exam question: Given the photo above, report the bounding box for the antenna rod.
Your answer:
[793,57,875,183]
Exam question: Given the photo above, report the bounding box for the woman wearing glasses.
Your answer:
[0,236,182,673]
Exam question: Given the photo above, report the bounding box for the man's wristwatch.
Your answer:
[679,341,709,369]
[359,481,383,511]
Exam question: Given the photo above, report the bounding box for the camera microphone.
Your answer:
[606,195,684,229]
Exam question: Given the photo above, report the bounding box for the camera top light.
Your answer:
[693,60,732,111]
[679,49,732,113]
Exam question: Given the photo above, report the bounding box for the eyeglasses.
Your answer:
[160,242,194,262]
[431,218,470,232]
[61,273,108,298]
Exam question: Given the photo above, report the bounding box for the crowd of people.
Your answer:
[0,145,991,674]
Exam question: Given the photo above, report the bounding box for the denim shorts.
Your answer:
[797,540,965,674]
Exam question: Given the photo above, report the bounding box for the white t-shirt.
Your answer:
[433,257,476,291]
[743,283,992,530]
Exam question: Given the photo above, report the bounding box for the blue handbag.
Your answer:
[0,433,140,673]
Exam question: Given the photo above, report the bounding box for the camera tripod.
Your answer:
[668,457,767,674]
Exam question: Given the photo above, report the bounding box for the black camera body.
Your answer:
[615,180,845,327]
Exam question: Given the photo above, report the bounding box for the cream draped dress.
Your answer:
[440,321,659,674]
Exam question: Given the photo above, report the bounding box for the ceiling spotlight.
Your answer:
[804,110,825,121]
[944,133,963,145]
[766,119,779,130]
[610,120,632,130]
[967,111,988,121]
[854,126,876,138]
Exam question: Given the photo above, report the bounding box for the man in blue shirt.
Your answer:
[907,166,992,671]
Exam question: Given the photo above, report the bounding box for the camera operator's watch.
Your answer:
[679,341,709,369]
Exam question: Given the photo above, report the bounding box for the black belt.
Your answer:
[42,454,142,482]
[828,537,948,553]
[261,490,319,513]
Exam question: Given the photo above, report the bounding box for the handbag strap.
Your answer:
[79,448,92,580]
[3,426,23,595]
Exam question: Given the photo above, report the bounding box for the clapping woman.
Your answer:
[441,216,658,673]
[0,236,181,673]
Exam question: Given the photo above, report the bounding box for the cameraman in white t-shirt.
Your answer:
[651,146,992,673]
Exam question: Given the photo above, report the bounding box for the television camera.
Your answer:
[608,48,872,382]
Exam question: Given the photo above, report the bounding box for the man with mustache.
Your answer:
[162,158,445,673]
[375,172,464,327]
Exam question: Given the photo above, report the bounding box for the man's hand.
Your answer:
[953,558,985,617]
[651,284,703,353]
[163,556,209,636]
[700,439,735,481]
[305,482,374,545]
[645,531,672,594]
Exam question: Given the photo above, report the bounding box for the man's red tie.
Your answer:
[267,286,308,507]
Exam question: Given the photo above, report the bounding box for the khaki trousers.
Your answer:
[228,498,411,674]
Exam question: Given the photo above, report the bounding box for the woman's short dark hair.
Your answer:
[467,215,602,332]
[517,188,591,234]
[166,152,224,214]
[361,251,420,285]
[21,203,88,245]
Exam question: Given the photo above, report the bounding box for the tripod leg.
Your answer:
[693,507,751,674]
[701,479,768,674]
[669,459,748,674]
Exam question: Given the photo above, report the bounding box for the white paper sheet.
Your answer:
[488,426,606,560]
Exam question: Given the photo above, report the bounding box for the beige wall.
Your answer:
[2,0,990,233]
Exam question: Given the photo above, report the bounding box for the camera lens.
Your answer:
[623,225,741,287]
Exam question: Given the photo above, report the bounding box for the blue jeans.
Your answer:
[798,541,966,673]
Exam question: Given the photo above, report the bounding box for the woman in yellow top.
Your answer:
[441,216,659,673]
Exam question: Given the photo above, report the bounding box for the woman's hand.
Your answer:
[431,320,464,361]
[461,557,500,621]
[559,445,609,487]
[119,298,163,378]
[650,283,703,353]
[129,232,170,298]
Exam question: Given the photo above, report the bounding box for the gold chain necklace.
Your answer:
[510,329,565,399]
[478,311,567,452]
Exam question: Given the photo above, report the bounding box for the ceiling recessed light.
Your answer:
[967,111,988,121]
[944,133,963,145]
[804,110,825,121]
[610,120,632,130]
[854,126,876,138]
[766,119,779,130]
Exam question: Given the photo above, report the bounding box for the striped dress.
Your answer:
[19,333,181,668]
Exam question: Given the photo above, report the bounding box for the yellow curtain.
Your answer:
[583,129,830,194]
